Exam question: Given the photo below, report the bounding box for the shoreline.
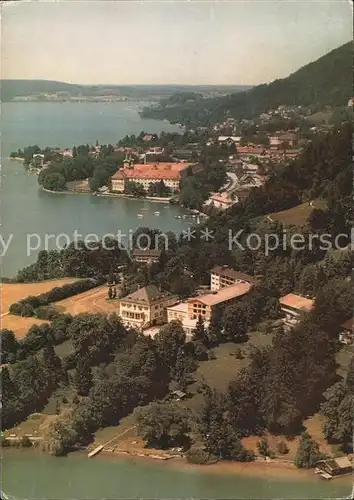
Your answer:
[93,449,353,484]
[40,186,209,214]
[8,157,25,162]
[40,186,176,204]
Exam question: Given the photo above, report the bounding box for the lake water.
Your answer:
[1,102,189,277]
[2,449,352,500]
[2,102,352,499]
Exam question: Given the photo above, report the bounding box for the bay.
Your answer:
[1,102,189,277]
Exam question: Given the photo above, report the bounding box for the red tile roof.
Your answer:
[280,293,314,312]
[112,162,193,181]
[188,283,252,307]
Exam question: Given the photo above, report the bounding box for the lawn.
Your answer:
[54,338,74,358]
[3,413,55,438]
[183,330,274,412]
[42,385,76,415]
[269,199,327,227]
[307,111,333,125]
[336,343,354,378]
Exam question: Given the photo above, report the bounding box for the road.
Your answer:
[225,172,239,193]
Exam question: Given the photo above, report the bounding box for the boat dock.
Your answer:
[87,425,136,459]
[88,445,104,458]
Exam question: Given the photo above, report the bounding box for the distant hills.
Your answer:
[141,42,353,126]
[0,80,251,103]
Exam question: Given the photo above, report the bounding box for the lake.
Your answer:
[1,102,189,277]
[2,102,351,500]
[2,449,352,500]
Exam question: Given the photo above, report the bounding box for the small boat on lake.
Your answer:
[137,213,143,218]
[154,211,160,216]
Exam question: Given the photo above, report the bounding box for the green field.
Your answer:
[270,199,327,227]
[54,339,74,358]
[183,330,274,412]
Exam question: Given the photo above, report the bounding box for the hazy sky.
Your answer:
[1,0,352,85]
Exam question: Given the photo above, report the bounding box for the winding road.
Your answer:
[225,172,239,193]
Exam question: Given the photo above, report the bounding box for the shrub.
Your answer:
[186,448,218,465]
[36,306,60,321]
[208,350,216,360]
[1,437,11,447]
[25,295,41,308]
[21,303,35,317]
[9,302,24,316]
[193,342,208,361]
[277,440,289,455]
[257,437,271,457]
[29,413,41,420]
[20,436,33,447]
[233,347,244,359]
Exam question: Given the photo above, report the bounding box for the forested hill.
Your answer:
[0,80,82,102]
[0,80,249,102]
[141,42,352,127]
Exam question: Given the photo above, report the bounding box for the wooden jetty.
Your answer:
[88,445,104,458]
[87,425,136,459]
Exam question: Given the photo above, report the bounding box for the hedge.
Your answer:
[9,278,104,317]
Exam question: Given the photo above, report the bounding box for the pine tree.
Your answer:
[193,315,208,345]
[294,431,323,468]
[257,436,271,457]
[207,307,223,346]
[172,347,194,391]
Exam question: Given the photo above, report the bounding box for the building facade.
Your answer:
[187,282,252,321]
[279,293,314,329]
[131,248,162,265]
[118,285,178,330]
[166,302,209,340]
[111,162,194,193]
[210,266,258,291]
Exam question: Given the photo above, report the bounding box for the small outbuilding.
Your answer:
[315,457,353,479]
[171,390,187,401]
